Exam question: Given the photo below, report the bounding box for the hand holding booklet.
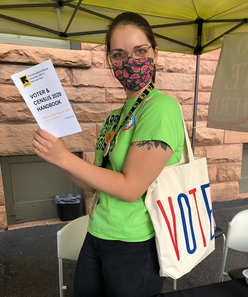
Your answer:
[11,59,82,138]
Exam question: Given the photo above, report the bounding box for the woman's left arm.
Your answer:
[33,129,172,202]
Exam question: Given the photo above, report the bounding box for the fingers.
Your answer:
[32,129,42,151]
[32,129,54,153]
[32,128,66,162]
[32,137,42,154]
[32,145,39,154]
[35,129,54,141]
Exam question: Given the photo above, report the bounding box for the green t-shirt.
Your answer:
[88,89,184,242]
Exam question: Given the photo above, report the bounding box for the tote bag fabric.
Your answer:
[145,119,215,279]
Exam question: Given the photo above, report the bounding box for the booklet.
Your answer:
[11,59,82,138]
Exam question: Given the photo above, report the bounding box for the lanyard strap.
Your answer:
[101,82,154,168]
[108,82,154,144]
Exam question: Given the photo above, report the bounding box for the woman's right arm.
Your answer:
[63,170,95,193]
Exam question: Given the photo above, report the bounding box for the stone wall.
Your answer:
[0,43,248,231]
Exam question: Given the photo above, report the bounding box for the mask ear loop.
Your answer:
[151,46,158,84]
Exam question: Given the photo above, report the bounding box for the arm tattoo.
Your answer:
[131,141,168,151]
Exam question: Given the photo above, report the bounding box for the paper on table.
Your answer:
[11,59,82,138]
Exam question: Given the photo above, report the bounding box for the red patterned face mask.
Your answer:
[112,57,155,91]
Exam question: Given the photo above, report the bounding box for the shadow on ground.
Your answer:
[0,198,248,297]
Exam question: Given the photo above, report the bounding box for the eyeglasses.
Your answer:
[109,45,152,65]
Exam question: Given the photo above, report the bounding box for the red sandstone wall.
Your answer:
[0,43,247,231]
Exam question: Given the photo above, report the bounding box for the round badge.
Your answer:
[105,130,115,144]
[123,114,135,131]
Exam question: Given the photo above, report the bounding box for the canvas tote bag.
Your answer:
[145,114,215,279]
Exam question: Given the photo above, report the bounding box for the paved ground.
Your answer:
[0,198,248,297]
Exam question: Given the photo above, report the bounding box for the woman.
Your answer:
[32,12,184,297]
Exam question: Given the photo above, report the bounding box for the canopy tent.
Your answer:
[1,0,248,150]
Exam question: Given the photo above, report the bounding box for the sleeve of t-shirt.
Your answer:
[132,93,183,153]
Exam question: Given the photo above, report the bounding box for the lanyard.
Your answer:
[101,82,154,168]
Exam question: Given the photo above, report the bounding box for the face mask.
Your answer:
[112,57,155,91]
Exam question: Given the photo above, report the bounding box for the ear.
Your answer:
[154,46,159,63]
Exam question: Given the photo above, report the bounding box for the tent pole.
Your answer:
[191,53,200,153]
[192,18,203,153]
[55,8,63,32]
[63,0,83,35]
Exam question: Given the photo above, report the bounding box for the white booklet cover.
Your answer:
[11,59,82,138]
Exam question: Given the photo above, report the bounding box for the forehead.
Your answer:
[110,25,149,51]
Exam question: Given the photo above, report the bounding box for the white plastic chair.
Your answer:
[219,209,248,282]
[57,215,89,297]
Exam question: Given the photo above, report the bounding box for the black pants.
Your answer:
[73,232,164,297]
